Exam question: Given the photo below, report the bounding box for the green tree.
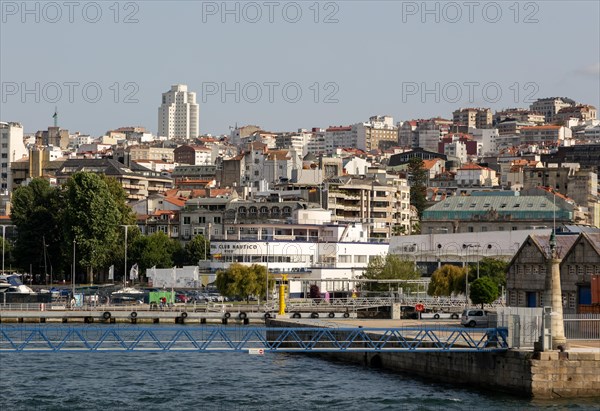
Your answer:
[62,172,123,284]
[469,277,499,308]
[11,178,64,279]
[427,264,467,296]
[468,257,508,289]
[407,157,428,218]
[184,235,210,265]
[216,263,271,302]
[361,254,420,293]
[130,231,182,275]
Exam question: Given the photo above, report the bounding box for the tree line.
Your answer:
[8,173,209,284]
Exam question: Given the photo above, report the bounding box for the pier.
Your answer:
[267,317,600,399]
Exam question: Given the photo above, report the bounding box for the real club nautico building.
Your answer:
[206,208,389,297]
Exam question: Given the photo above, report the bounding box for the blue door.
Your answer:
[578,286,591,305]
[526,292,537,307]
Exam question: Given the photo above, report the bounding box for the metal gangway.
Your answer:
[0,325,508,352]
[285,297,394,312]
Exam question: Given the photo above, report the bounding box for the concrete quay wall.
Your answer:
[267,319,600,399]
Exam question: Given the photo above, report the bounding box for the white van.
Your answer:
[460,309,489,327]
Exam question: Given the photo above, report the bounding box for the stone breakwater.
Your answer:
[267,319,600,399]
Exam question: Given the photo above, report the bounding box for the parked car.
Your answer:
[461,309,490,327]
[175,293,189,303]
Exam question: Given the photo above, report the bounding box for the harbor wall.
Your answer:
[267,319,600,399]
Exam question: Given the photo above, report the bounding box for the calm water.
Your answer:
[1,327,599,411]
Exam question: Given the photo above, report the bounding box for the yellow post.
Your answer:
[278,274,287,315]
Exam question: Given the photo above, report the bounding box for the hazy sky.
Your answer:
[1,0,599,136]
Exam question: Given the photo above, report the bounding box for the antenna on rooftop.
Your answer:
[52,107,58,127]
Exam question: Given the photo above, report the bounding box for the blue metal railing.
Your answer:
[0,325,509,352]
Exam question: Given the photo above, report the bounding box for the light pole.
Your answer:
[72,239,76,299]
[462,242,480,307]
[265,235,269,306]
[1,225,13,275]
[121,225,135,288]
[123,225,128,288]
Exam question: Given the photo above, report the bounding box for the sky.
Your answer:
[1,0,599,136]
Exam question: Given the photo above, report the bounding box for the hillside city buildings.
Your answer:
[2,88,599,310]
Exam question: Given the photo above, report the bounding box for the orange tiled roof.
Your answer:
[521,125,562,131]
[163,196,186,207]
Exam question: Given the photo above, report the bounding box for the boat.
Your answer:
[0,274,52,304]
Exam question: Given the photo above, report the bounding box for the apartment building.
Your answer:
[554,105,597,124]
[520,125,573,146]
[0,122,27,193]
[174,144,213,165]
[452,108,492,129]
[325,174,411,239]
[494,108,545,125]
[55,158,172,202]
[530,97,575,123]
[158,84,199,139]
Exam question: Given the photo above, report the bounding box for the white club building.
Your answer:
[206,209,389,297]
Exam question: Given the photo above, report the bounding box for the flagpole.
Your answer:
[171,267,175,305]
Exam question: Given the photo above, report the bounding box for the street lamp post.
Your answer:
[1,225,13,275]
[123,225,129,288]
[462,242,481,307]
[72,239,76,299]
[265,235,270,306]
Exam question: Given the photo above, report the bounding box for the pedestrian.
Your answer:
[70,297,76,310]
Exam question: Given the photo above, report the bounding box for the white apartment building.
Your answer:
[530,97,575,123]
[306,128,326,155]
[158,84,199,139]
[443,141,468,163]
[325,116,398,153]
[0,122,27,192]
[520,125,573,146]
[455,163,499,187]
[470,128,499,155]
[325,126,358,153]
[275,130,315,157]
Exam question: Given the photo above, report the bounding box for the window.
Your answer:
[183,216,191,224]
[355,255,367,263]
[198,216,206,224]
[214,216,221,224]
[339,255,352,263]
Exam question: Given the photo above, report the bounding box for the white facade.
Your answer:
[470,127,499,155]
[343,157,371,175]
[146,266,206,288]
[443,141,468,163]
[158,84,199,139]
[208,222,389,296]
[325,126,359,153]
[0,122,27,192]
